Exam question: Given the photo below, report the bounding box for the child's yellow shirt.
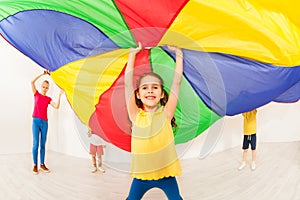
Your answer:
[130,107,181,180]
[242,109,257,135]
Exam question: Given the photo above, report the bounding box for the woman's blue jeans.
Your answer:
[32,118,48,165]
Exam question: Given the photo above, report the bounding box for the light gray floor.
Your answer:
[0,142,299,200]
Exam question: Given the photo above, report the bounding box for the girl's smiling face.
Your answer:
[137,75,164,111]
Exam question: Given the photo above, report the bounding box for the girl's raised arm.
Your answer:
[50,89,64,109]
[164,46,183,122]
[124,42,142,122]
[31,70,49,94]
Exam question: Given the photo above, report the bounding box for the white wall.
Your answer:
[0,36,299,163]
[0,37,87,157]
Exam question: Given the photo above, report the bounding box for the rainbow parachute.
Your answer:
[1,0,300,152]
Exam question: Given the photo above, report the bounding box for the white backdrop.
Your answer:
[0,36,299,163]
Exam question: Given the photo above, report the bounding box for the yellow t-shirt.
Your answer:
[130,107,182,180]
[242,109,257,135]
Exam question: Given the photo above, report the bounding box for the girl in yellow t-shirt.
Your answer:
[124,42,183,200]
[238,109,257,171]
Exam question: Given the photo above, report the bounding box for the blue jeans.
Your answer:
[32,118,48,165]
[126,177,183,200]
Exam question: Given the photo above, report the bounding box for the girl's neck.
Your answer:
[143,105,159,112]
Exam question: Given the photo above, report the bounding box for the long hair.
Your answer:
[135,72,177,128]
